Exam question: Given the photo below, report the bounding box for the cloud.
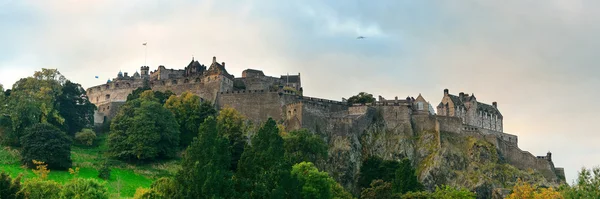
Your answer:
[1,0,599,183]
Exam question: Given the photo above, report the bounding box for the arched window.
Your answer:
[115,83,119,88]
[105,94,110,100]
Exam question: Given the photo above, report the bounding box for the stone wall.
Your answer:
[216,91,299,125]
[435,116,463,133]
[237,76,283,91]
[94,101,126,124]
[495,139,561,183]
[87,79,142,104]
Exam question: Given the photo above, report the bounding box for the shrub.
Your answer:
[133,187,152,199]
[98,162,111,180]
[59,178,109,199]
[0,172,23,199]
[74,129,96,146]
[19,179,61,199]
[20,123,72,170]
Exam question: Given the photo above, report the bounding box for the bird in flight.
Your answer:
[356,36,366,39]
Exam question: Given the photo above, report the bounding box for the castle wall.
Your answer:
[284,102,304,130]
[495,139,561,183]
[216,90,299,125]
[435,116,463,133]
[237,76,283,91]
[86,80,142,104]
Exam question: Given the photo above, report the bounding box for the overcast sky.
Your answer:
[1,0,598,183]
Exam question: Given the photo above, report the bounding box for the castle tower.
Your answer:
[140,66,150,77]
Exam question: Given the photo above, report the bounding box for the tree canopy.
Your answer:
[108,90,180,162]
[164,92,216,149]
[283,129,328,165]
[347,92,375,105]
[20,123,72,170]
[216,107,246,171]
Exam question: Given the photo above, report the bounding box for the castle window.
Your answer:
[107,106,110,110]
[105,85,109,90]
[105,94,110,100]
[172,80,177,85]
[115,83,119,88]
[417,102,424,110]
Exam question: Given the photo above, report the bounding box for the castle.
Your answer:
[86,56,565,187]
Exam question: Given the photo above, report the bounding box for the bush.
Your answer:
[19,179,61,199]
[20,123,72,170]
[59,178,109,199]
[98,162,111,180]
[74,129,96,146]
[0,172,23,199]
[133,188,152,199]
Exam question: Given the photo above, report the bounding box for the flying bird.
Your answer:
[356,36,366,39]
[142,42,147,46]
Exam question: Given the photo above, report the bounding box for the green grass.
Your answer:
[0,134,178,198]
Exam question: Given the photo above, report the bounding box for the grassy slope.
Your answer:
[0,134,180,198]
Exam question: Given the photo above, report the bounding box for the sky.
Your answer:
[1,0,599,183]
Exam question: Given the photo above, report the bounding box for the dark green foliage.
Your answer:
[393,159,424,194]
[360,179,395,199]
[290,162,352,199]
[56,81,96,136]
[216,108,246,171]
[74,129,96,146]
[149,177,178,198]
[98,162,111,180]
[164,92,217,149]
[127,83,174,105]
[176,117,233,198]
[108,94,180,162]
[561,166,600,198]
[59,178,109,199]
[0,116,16,146]
[358,156,400,190]
[20,123,72,170]
[0,172,23,199]
[235,118,295,198]
[347,92,375,105]
[19,179,61,199]
[283,129,328,165]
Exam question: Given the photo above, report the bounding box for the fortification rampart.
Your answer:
[216,90,299,125]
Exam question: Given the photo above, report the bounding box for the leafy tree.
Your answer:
[21,123,72,170]
[393,158,424,194]
[59,178,109,199]
[108,91,180,162]
[56,81,96,136]
[0,172,23,199]
[176,117,233,198]
[291,162,353,199]
[347,92,375,105]
[216,107,246,171]
[430,185,476,199]
[127,82,174,105]
[164,92,216,149]
[74,128,96,146]
[235,118,294,198]
[0,116,16,146]
[506,179,562,199]
[18,179,61,199]
[561,167,600,198]
[283,129,328,165]
[98,161,111,180]
[361,179,394,199]
[358,156,401,190]
[149,177,178,198]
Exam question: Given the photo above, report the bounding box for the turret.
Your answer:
[444,88,449,95]
[493,102,497,109]
[140,66,150,76]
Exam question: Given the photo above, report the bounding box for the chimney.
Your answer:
[124,72,128,77]
[444,89,449,95]
[221,62,225,67]
[459,92,464,98]
[212,56,217,63]
[492,102,497,108]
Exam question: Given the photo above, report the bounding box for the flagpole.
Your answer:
[144,42,147,66]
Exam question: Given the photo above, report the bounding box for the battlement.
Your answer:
[301,96,345,105]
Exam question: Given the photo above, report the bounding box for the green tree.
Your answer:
[127,83,173,105]
[235,118,294,198]
[108,91,180,162]
[0,172,23,199]
[59,178,109,199]
[360,179,394,199]
[347,92,375,105]
[20,123,72,170]
[561,167,600,198]
[216,107,246,171]
[164,92,216,149]
[56,81,96,136]
[291,162,353,199]
[74,128,96,146]
[19,179,61,199]
[358,156,400,190]
[393,159,423,194]
[176,117,233,198]
[430,185,476,199]
[283,129,328,165]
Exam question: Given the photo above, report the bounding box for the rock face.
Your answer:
[289,105,563,198]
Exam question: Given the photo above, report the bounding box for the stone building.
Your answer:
[436,89,503,132]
